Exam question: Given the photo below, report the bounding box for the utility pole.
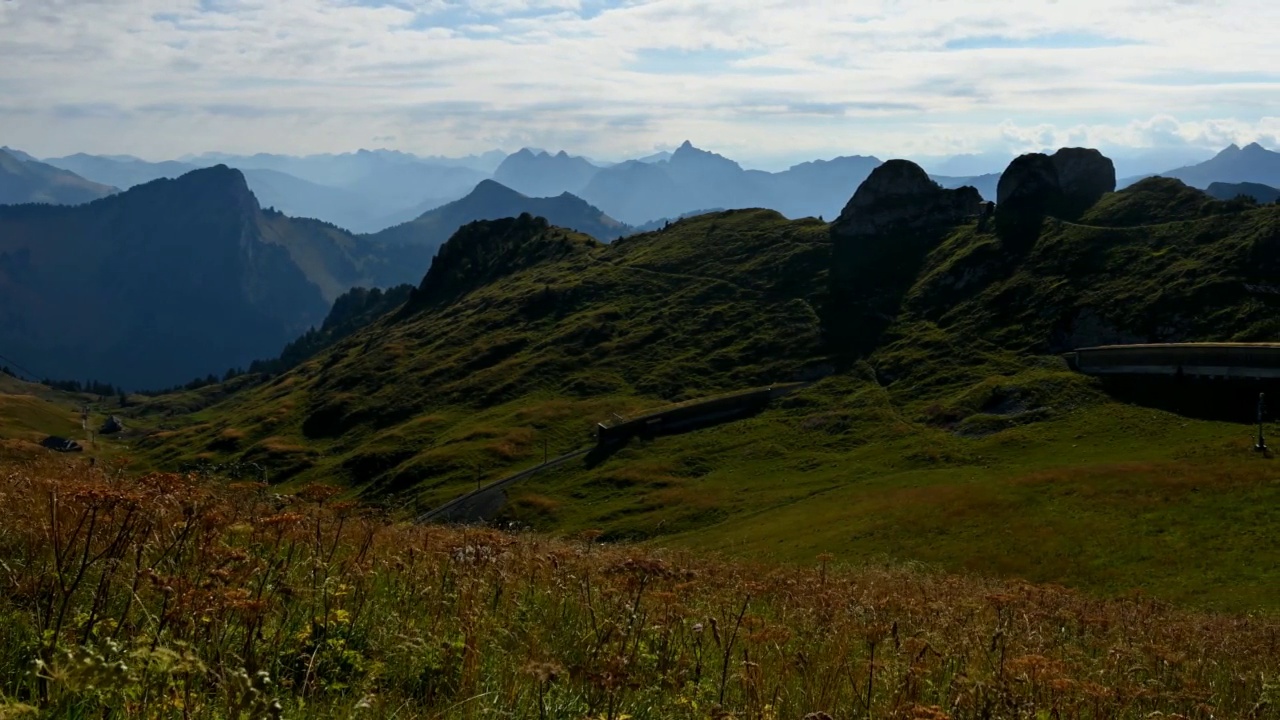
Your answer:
[543,437,548,465]
[1257,392,1268,453]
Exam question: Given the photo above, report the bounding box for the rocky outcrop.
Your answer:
[829,160,982,353]
[1051,148,1116,218]
[833,160,982,239]
[996,153,1061,226]
[996,148,1116,226]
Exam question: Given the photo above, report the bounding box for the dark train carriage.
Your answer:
[1071,343,1280,379]
[596,386,783,444]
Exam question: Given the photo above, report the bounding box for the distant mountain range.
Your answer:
[1120,143,1280,189]
[37,150,487,233]
[933,173,1000,204]
[0,149,117,205]
[495,150,601,198]
[0,164,636,388]
[494,141,884,224]
[12,141,1277,233]
[5,136,1280,391]
[371,179,631,249]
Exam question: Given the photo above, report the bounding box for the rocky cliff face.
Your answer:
[996,148,1116,224]
[0,166,413,389]
[834,160,982,239]
[829,160,982,353]
[1050,148,1117,218]
[408,213,601,310]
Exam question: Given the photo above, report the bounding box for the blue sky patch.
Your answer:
[945,32,1138,50]
[628,48,760,75]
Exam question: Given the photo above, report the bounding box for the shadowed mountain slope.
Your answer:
[0,166,430,389]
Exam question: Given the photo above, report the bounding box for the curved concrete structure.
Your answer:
[1068,343,1280,380]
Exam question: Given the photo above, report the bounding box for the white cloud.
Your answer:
[1,0,1278,163]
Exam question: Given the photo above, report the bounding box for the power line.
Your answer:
[0,351,45,383]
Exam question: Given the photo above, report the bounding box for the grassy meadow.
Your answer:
[2,457,1279,719]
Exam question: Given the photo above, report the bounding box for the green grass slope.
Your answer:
[130,183,1280,609]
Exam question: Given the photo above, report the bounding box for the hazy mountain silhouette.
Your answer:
[765,155,884,218]
[636,150,673,164]
[42,152,475,233]
[933,172,1001,202]
[0,149,117,205]
[578,160,688,224]
[369,180,630,254]
[1130,143,1280,189]
[1206,181,1280,204]
[0,147,41,164]
[581,141,881,224]
[418,150,508,174]
[190,149,487,206]
[44,153,199,189]
[493,149,601,197]
[0,165,428,389]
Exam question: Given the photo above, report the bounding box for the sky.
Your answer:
[2,0,1279,171]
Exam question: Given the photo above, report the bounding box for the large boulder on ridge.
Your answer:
[1051,148,1116,218]
[996,148,1116,224]
[996,153,1061,218]
[834,160,983,238]
[829,160,982,353]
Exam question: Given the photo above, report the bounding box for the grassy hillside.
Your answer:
[119,182,1280,609]
[2,460,1277,719]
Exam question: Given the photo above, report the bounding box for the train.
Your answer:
[596,384,804,445]
[1067,343,1280,380]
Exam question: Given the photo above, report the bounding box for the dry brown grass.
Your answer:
[1,457,1278,719]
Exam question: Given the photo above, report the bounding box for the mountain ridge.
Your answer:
[0,149,118,205]
[0,165,430,389]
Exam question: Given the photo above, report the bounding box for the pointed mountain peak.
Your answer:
[149,164,259,214]
[511,148,536,159]
[555,150,569,159]
[1242,142,1269,154]
[1215,143,1243,159]
[468,179,526,199]
[669,141,742,171]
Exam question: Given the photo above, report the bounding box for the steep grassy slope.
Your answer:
[130,185,1280,609]
[134,208,829,488]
